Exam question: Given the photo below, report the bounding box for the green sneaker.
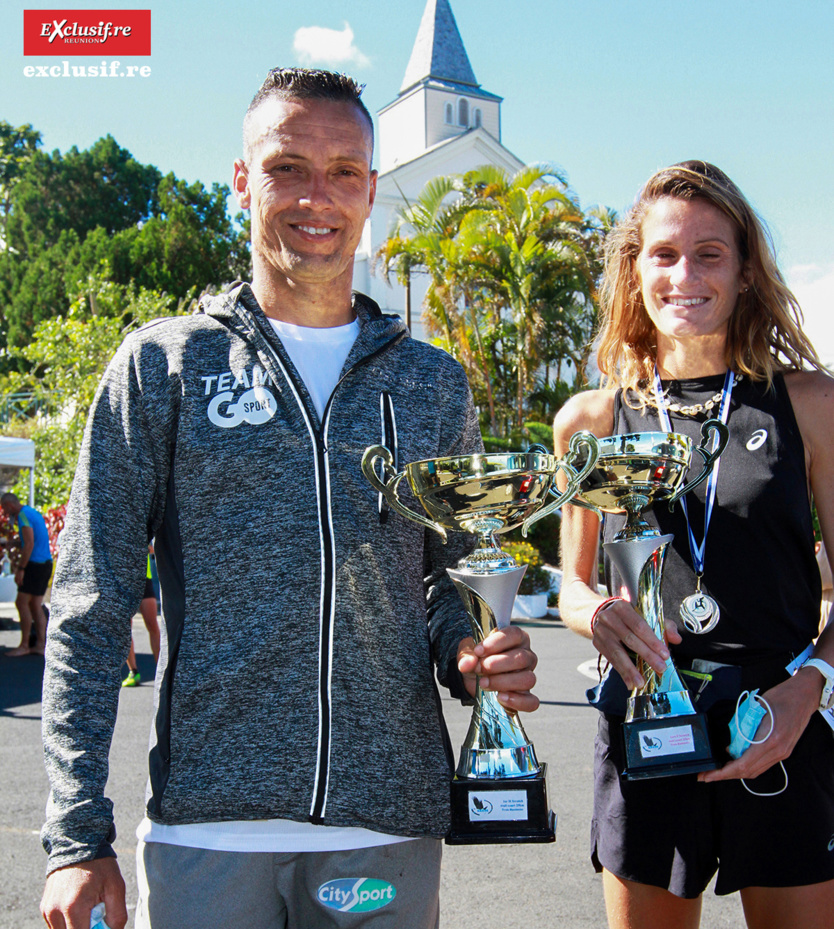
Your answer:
[121,670,141,687]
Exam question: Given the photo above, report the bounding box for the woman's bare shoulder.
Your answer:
[553,389,616,452]
[783,370,834,456]
[783,369,834,405]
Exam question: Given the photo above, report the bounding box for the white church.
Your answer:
[352,0,524,340]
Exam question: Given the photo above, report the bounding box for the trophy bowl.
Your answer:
[402,450,566,535]
[571,426,727,543]
[575,432,693,509]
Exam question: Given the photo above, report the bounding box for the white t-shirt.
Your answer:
[141,314,412,854]
[267,316,360,419]
[137,816,413,853]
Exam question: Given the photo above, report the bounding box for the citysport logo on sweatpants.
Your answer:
[317,878,397,913]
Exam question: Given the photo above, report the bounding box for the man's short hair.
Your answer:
[243,67,374,164]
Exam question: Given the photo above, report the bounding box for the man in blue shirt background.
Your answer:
[1,492,53,656]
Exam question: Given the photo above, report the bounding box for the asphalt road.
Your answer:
[0,605,744,928]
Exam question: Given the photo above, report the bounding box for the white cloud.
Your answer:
[293,23,370,69]
[787,263,834,371]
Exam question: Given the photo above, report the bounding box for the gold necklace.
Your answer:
[651,374,743,417]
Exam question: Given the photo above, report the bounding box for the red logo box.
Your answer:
[24,10,151,56]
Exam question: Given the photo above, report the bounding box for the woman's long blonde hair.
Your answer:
[596,161,823,401]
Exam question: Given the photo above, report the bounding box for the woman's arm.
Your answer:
[701,370,834,782]
[554,390,678,689]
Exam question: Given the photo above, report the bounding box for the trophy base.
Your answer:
[622,714,716,780]
[445,764,556,845]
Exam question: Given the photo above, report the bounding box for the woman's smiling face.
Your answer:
[636,196,747,350]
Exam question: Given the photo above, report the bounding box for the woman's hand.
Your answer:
[698,667,822,783]
[590,597,682,690]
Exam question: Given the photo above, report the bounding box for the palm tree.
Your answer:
[376,165,606,436]
[453,165,595,428]
[376,176,501,434]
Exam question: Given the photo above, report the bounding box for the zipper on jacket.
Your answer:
[377,391,398,524]
[253,319,406,823]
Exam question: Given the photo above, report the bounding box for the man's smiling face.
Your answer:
[234,95,376,299]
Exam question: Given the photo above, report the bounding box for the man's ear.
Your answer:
[368,169,378,213]
[233,159,251,210]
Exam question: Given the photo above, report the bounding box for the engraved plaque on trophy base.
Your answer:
[446,764,556,844]
[622,714,714,780]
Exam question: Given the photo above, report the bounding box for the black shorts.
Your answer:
[143,577,155,600]
[592,705,834,897]
[18,560,53,597]
[17,561,52,597]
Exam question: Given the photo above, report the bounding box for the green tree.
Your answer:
[455,165,597,429]
[1,281,191,508]
[0,128,250,357]
[0,121,42,246]
[6,135,160,257]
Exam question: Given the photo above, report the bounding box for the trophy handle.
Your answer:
[361,445,448,542]
[521,431,601,536]
[667,419,730,508]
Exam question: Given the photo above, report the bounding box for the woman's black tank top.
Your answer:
[604,373,820,665]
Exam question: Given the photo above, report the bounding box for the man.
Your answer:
[0,492,52,656]
[40,68,539,929]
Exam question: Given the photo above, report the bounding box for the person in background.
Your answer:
[554,161,834,929]
[122,546,161,687]
[0,492,53,657]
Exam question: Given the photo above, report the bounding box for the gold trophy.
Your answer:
[569,424,729,779]
[361,434,599,843]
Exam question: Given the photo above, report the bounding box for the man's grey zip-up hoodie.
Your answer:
[41,284,481,873]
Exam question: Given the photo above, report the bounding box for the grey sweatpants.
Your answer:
[135,838,442,928]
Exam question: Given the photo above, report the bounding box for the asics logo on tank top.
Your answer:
[828,834,834,852]
[746,429,768,451]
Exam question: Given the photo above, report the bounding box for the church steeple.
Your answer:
[377,0,502,173]
[400,0,478,92]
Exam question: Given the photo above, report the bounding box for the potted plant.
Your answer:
[503,540,551,619]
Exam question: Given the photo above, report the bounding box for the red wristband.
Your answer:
[590,597,624,636]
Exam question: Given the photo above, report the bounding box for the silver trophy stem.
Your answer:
[603,534,696,721]
[447,567,541,778]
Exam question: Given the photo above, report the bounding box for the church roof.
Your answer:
[400,0,479,93]
[376,126,523,181]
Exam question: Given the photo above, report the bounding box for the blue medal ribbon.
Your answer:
[652,367,735,581]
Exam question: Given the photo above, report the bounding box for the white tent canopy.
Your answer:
[0,436,36,505]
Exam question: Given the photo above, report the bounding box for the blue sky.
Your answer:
[3,0,833,362]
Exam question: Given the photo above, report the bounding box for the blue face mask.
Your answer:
[728,689,769,759]
[90,903,111,929]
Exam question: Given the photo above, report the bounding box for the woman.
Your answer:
[554,161,834,929]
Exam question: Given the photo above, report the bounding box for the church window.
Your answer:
[474,108,482,128]
[445,103,453,124]
[458,98,469,126]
